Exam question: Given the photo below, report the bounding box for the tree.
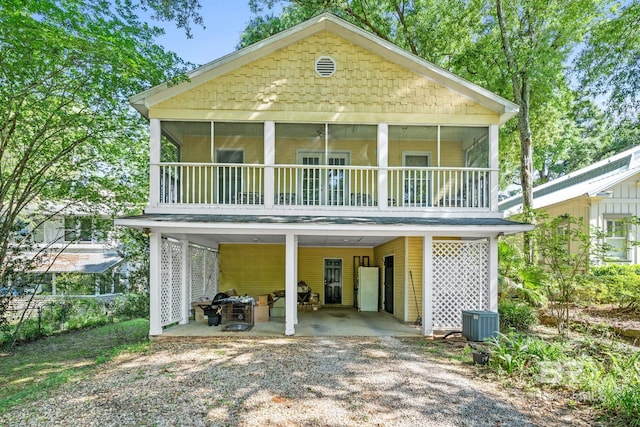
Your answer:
[576,0,640,120]
[533,214,593,336]
[0,0,191,332]
[246,0,607,263]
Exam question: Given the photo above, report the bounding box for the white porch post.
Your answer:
[149,231,162,335]
[149,119,161,208]
[489,236,499,312]
[264,121,275,209]
[285,232,297,335]
[180,240,190,325]
[377,123,388,210]
[489,125,499,212]
[422,234,434,336]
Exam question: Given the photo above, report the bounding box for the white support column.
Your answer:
[489,236,499,312]
[489,125,499,212]
[377,123,388,209]
[264,121,275,209]
[422,234,434,336]
[285,232,297,335]
[294,234,299,325]
[149,119,161,208]
[149,231,162,335]
[180,240,190,325]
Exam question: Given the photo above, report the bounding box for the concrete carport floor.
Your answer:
[160,307,423,338]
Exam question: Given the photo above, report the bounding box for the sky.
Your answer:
[153,2,266,66]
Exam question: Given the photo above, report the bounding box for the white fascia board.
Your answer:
[130,13,518,122]
[115,217,533,237]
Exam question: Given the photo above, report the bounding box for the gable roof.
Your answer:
[131,13,518,123]
[500,145,640,215]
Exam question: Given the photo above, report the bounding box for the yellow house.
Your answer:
[500,145,640,263]
[117,13,532,336]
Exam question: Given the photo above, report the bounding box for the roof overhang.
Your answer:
[31,252,123,274]
[131,13,518,124]
[116,214,534,247]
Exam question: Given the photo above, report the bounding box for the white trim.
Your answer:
[180,240,189,325]
[404,237,409,322]
[422,234,433,336]
[489,236,498,312]
[149,231,162,335]
[285,233,297,335]
[377,123,388,209]
[149,119,161,208]
[402,151,432,167]
[264,121,275,209]
[116,217,534,237]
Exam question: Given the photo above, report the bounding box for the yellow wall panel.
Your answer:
[406,237,423,323]
[219,244,374,306]
[373,237,406,321]
[153,31,498,123]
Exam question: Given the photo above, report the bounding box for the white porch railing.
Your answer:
[388,167,490,208]
[156,163,492,209]
[274,164,377,206]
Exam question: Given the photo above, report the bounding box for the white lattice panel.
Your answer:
[160,239,184,327]
[188,245,219,303]
[433,240,489,329]
[190,246,206,302]
[170,242,183,322]
[160,240,171,326]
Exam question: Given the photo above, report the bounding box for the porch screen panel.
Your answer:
[160,239,184,327]
[432,240,489,329]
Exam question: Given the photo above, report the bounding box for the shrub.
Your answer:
[113,293,149,319]
[498,299,537,332]
[586,265,640,310]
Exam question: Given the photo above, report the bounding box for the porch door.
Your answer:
[384,256,394,313]
[324,258,342,304]
[298,152,349,205]
[327,155,348,205]
[300,153,321,205]
[217,149,244,203]
[403,153,431,206]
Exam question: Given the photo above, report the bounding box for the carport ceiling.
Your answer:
[163,233,395,248]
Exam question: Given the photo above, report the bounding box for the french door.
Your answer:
[298,152,349,205]
[217,149,244,204]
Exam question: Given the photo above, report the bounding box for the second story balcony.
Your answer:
[148,121,500,216]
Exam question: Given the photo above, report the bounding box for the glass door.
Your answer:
[300,154,321,205]
[324,258,342,304]
[217,149,243,204]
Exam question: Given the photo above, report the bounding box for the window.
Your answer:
[64,216,108,243]
[605,218,628,260]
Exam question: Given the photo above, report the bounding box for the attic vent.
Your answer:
[315,56,336,77]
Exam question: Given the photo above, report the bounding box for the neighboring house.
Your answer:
[500,145,640,264]
[14,204,125,295]
[116,13,532,336]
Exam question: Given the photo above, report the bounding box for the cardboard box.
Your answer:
[255,294,272,307]
[254,305,270,323]
[192,301,210,322]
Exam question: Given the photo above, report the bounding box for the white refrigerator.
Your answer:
[357,267,379,311]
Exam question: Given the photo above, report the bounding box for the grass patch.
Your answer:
[0,318,149,413]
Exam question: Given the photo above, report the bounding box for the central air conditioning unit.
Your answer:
[462,310,499,342]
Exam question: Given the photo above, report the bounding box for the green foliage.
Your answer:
[0,0,188,322]
[498,300,537,332]
[533,213,597,335]
[113,293,150,319]
[585,264,640,311]
[487,332,640,424]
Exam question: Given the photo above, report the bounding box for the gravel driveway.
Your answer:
[2,336,591,426]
